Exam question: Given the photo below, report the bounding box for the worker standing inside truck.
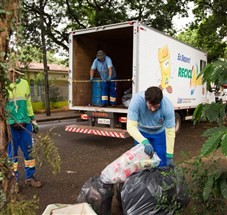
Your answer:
[6,68,42,192]
[89,50,117,107]
[126,86,176,167]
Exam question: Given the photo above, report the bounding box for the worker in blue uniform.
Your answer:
[127,86,176,167]
[89,50,117,107]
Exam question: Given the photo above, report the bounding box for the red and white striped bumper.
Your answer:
[65,125,129,138]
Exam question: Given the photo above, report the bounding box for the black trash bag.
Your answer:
[121,167,189,215]
[114,182,124,209]
[76,176,114,215]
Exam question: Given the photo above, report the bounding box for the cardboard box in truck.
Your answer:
[65,20,213,138]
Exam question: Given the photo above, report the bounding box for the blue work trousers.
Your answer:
[135,130,167,167]
[101,80,117,105]
[8,123,35,181]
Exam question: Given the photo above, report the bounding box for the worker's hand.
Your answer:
[142,139,154,158]
[166,157,174,167]
[89,77,94,82]
[106,76,111,82]
[31,120,39,134]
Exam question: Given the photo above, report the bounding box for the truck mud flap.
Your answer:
[65,125,129,138]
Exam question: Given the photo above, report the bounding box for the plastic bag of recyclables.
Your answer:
[100,144,161,184]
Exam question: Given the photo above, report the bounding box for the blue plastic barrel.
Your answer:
[92,78,102,106]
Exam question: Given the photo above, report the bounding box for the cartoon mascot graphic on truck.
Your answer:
[158,45,203,95]
[158,45,173,94]
[190,64,203,95]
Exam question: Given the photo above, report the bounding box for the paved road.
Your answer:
[19,119,208,214]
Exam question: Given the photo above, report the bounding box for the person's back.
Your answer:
[91,55,116,80]
[6,78,34,125]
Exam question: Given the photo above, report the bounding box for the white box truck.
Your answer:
[65,20,212,138]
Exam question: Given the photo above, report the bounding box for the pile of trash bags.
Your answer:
[76,145,189,215]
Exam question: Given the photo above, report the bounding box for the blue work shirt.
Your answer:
[91,56,116,80]
[127,91,175,134]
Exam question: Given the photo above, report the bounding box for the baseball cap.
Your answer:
[9,68,24,75]
[96,50,105,59]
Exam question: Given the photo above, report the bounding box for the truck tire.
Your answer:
[175,112,181,134]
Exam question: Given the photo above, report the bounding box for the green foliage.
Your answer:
[21,0,192,55]
[0,155,38,215]
[0,155,10,210]
[22,0,70,52]
[127,0,189,35]
[49,84,60,102]
[2,196,39,215]
[197,59,227,91]
[176,27,226,61]
[176,28,200,48]
[193,104,227,156]
[200,127,227,157]
[18,45,66,66]
[189,0,227,61]
[220,178,227,199]
[32,128,61,175]
[193,103,227,126]
[191,58,227,213]
[193,60,227,157]
[182,156,226,214]
[200,129,227,156]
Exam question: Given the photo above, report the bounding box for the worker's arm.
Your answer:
[165,127,176,158]
[127,119,154,157]
[108,67,113,78]
[127,119,147,144]
[90,69,95,79]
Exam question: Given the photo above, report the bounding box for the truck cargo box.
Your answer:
[66,21,212,137]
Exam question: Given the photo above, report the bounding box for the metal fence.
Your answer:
[30,85,68,102]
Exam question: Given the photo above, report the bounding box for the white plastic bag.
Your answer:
[100,144,161,184]
[42,203,97,215]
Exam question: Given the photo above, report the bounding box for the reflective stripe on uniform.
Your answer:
[13,162,18,171]
[110,96,116,102]
[102,96,108,101]
[24,159,35,168]
[8,97,26,102]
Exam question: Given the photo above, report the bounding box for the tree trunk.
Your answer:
[0,0,19,197]
[0,0,16,151]
[40,1,50,116]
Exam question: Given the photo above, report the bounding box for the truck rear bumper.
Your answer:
[65,125,130,138]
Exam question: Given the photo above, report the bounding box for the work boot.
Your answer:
[25,177,42,188]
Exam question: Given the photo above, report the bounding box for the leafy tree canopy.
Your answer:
[20,0,226,61]
[126,0,190,35]
[21,0,191,54]
[178,0,227,61]
[22,0,69,52]
[18,45,67,66]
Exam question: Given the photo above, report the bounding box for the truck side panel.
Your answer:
[137,24,207,109]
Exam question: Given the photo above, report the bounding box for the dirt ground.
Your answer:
[17,121,226,215]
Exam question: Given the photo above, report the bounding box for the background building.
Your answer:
[20,62,69,112]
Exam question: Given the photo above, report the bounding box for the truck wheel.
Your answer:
[175,112,181,134]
